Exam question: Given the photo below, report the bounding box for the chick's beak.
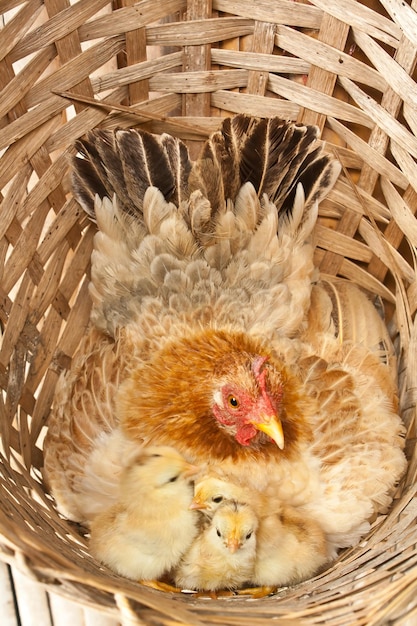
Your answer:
[226,537,241,554]
[189,498,208,510]
[252,414,285,450]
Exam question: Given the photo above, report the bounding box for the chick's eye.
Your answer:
[227,395,239,409]
[216,529,222,538]
[246,532,253,540]
[168,475,179,483]
[212,496,223,504]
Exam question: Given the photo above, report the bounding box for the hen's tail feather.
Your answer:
[72,116,340,234]
[72,129,192,219]
[72,133,113,218]
[188,115,341,226]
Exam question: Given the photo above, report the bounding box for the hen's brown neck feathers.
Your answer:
[118,329,313,463]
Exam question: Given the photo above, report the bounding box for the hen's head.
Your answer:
[211,353,284,449]
[119,329,312,461]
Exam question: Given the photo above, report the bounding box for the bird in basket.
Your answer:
[43,114,406,589]
[89,445,200,582]
[191,472,329,592]
[174,499,259,594]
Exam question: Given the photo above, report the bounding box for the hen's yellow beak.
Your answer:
[252,415,285,450]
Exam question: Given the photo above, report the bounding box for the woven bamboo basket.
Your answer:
[1,0,417,624]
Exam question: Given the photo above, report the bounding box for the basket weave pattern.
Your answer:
[1,0,417,624]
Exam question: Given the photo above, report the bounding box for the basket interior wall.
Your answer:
[1,0,417,624]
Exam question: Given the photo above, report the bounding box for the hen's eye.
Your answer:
[228,395,239,408]
[212,496,223,504]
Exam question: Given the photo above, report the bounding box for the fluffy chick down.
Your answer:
[175,500,258,592]
[89,446,200,581]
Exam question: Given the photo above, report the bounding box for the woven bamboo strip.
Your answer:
[390,141,417,195]
[322,144,363,170]
[276,25,386,92]
[379,0,417,46]
[9,0,110,62]
[298,12,350,130]
[77,0,186,41]
[183,0,212,120]
[149,69,248,92]
[211,48,310,74]
[0,0,44,63]
[353,29,417,109]
[145,18,254,47]
[0,96,70,151]
[0,166,32,243]
[309,0,401,44]
[211,90,300,118]
[358,219,415,282]
[214,0,322,28]
[25,37,125,108]
[327,118,409,189]
[90,51,183,96]
[340,77,417,158]
[381,179,417,248]
[268,74,373,126]
[403,101,417,136]
[17,151,73,226]
[246,21,275,95]
[0,47,56,119]
[326,257,396,301]
[314,224,373,263]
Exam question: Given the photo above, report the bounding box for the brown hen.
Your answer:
[43,116,406,580]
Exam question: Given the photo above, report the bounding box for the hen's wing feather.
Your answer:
[305,279,397,375]
[43,328,141,522]
[292,280,405,547]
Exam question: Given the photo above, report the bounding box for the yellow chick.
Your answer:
[174,500,258,592]
[89,445,200,582]
[251,506,329,587]
[192,473,330,589]
[191,472,277,518]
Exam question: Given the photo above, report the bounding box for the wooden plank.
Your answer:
[0,562,19,626]
[48,593,85,626]
[84,606,121,626]
[11,566,52,626]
